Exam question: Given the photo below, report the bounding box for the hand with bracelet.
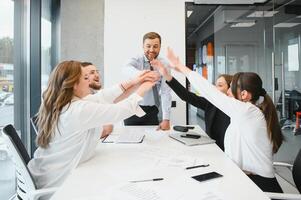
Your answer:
[120,70,160,91]
[115,70,160,103]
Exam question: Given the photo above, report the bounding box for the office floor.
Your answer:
[0,111,300,199]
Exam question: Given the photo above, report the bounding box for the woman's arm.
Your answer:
[88,70,159,104]
[150,59,208,110]
[76,81,155,131]
[166,77,207,110]
[165,47,247,118]
[113,70,160,103]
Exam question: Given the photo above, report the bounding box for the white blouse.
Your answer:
[28,85,145,189]
[187,71,274,178]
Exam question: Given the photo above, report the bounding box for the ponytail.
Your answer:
[257,94,283,153]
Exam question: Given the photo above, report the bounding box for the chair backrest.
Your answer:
[2,124,36,199]
[293,148,301,193]
[3,124,30,164]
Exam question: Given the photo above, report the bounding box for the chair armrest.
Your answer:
[265,192,301,200]
[273,161,293,170]
[29,187,58,200]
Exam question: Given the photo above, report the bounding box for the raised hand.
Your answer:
[150,59,172,81]
[140,71,160,83]
[166,47,191,75]
[166,47,181,71]
[130,70,159,86]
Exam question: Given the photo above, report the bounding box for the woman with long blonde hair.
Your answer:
[28,60,158,192]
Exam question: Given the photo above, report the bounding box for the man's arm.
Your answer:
[123,56,143,79]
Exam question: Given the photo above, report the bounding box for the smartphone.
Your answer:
[180,134,201,139]
[192,172,223,182]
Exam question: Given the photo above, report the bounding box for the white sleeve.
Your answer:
[75,93,145,131]
[186,71,248,119]
[84,85,123,104]
[123,57,142,79]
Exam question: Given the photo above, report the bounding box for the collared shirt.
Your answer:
[123,54,172,120]
[187,71,274,178]
[28,85,145,190]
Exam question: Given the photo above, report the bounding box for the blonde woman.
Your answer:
[28,60,158,192]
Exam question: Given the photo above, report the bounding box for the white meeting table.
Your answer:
[51,126,270,200]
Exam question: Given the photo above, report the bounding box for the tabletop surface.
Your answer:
[51,126,269,200]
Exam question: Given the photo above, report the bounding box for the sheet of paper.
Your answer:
[111,184,161,200]
[176,191,223,200]
[102,134,119,143]
[102,128,145,143]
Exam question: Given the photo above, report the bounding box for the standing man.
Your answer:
[123,32,172,130]
[81,62,113,138]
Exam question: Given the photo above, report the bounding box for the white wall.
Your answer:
[104,0,190,125]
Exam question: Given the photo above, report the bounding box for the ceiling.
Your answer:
[193,0,268,4]
[186,0,301,46]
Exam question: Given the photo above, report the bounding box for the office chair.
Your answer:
[2,124,57,200]
[280,90,301,133]
[265,149,301,200]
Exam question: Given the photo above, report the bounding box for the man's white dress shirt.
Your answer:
[124,55,172,120]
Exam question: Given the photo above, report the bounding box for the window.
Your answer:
[288,41,299,72]
[0,0,14,127]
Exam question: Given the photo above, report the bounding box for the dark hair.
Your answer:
[218,74,233,88]
[231,72,283,153]
[143,32,161,44]
[81,62,93,67]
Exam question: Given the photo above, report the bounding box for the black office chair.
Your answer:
[2,124,57,200]
[266,149,301,199]
[3,124,30,164]
[293,149,301,193]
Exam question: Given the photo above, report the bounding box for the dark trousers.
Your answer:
[124,105,159,125]
[248,174,283,193]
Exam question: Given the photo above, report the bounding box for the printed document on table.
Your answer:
[102,128,145,144]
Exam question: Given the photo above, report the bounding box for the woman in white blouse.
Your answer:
[28,60,158,192]
[151,48,283,193]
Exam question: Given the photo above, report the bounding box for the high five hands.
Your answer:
[151,47,191,75]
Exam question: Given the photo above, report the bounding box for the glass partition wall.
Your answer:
[186,0,301,132]
[273,0,301,131]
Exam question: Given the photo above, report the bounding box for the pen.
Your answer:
[130,178,164,183]
[186,164,209,170]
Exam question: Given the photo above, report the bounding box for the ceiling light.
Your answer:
[274,23,301,28]
[194,0,267,4]
[247,11,278,18]
[230,21,256,27]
